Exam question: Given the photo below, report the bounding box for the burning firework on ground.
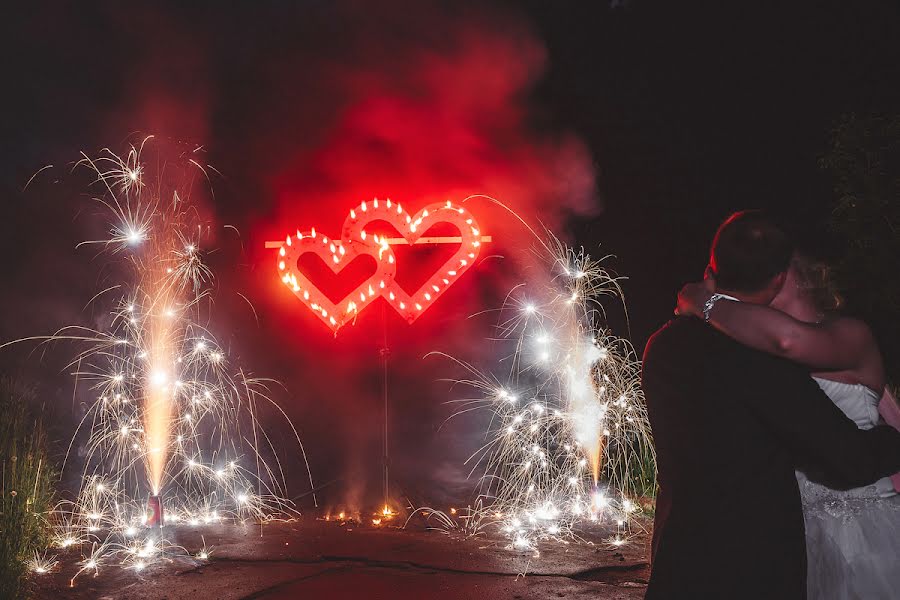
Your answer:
[13,137,311,582]
[432,218,655,552]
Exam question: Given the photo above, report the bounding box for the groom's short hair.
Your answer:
[709,210,794,292]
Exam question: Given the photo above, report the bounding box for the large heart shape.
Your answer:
[277,227,396,332]
[343,199,482,323]
[277,198,482,333]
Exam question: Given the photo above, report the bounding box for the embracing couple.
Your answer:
[642,211,900,599]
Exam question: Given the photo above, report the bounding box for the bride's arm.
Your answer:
[676,282,873,371]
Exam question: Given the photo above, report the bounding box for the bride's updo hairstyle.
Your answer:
[709,210,794,293]
[792,253,844,313]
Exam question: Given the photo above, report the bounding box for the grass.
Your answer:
[0,379,57,599]
[601,424,658,516]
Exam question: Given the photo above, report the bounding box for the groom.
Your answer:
[641,211,900,599]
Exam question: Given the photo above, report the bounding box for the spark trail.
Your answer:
[9,137,312,582]
[434,217,655,552]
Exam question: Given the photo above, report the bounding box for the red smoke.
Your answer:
[262,17,596,247]
[252,7,599,345]
[11,1,603,513]
[236,5,601,511]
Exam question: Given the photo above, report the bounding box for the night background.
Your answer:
[3,0,898,520]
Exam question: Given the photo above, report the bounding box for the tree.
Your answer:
[820,114,900,384]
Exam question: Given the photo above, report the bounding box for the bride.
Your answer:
[676,252,900,599]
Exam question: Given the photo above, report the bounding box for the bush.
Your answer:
[0,379,56,599]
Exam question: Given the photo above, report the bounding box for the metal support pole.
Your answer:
[380,305,391,510]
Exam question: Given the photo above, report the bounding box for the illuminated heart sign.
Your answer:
[275,199,486,333]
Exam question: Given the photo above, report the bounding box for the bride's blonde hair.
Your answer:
[792,253,844,313]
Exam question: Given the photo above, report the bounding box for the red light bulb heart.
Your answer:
[277,227,396,332]
[277,199,483,333]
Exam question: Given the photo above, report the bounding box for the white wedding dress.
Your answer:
[797,377,900,599]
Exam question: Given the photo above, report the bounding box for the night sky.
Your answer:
[3,0,898,509]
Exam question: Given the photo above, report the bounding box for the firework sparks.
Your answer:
[12,137,312,582]
[439,222,655,551]
[26,551,59,575]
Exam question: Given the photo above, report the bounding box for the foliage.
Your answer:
[602,425,658,503]
[0,379,57,599]
[819,113,900,384]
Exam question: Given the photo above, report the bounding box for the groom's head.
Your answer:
[708,210,793,304]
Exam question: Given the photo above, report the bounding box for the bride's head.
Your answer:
[770,253,843,322]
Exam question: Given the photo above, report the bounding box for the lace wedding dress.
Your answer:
[797,378,900,599]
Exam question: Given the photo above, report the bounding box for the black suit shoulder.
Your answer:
[644,316,713,353]
[644,316,810,381]
[643,317,693,360]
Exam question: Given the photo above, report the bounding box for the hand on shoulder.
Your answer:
[675,279,715,318]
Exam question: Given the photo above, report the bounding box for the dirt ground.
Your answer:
[30,517,651,599]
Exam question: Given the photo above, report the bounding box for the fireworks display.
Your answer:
[8,134,653,589]
[435,221,655,551]
[15,137,310,582]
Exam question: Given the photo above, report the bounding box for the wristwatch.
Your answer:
[703,293,732,322]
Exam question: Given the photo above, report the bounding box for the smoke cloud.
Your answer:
[228,2,601,513]
[4,0,602,514]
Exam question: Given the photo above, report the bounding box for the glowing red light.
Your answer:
[274,199,486,334]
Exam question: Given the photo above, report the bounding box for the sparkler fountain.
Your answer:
[434,216,656,553]
[11,137,312,582]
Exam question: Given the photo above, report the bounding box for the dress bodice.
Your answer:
[799,377,895,502]
[811,377,882,430]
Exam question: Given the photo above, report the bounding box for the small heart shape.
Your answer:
[277,228,395,332]
[344,200,482,323]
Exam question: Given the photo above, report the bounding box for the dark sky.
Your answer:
[2,0,898,508]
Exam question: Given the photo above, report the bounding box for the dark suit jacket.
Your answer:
[641,317,900,599]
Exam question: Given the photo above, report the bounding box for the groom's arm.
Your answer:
[742,350,900,488]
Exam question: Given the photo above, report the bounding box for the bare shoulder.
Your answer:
[825,315,876,344]
[823,315,885,389]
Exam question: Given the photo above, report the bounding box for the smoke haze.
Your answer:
[3,0,602,514]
